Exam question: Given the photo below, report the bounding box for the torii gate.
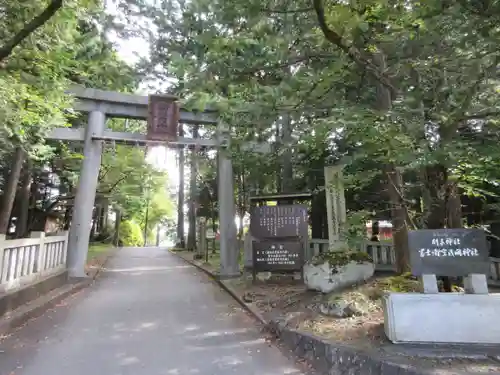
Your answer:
[47,86,267,279]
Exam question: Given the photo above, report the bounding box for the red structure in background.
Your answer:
[366,221,393,240]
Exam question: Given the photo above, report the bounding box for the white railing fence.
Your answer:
[0,231,69,292]
[309,238,500,286]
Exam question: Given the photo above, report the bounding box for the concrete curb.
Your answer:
[267,320,433,375]
[169,249,440,375]
[0,247,118,337]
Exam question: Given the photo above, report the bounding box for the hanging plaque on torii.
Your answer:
[147,94,180,141]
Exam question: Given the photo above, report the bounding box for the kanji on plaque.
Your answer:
[147,94,180,141]
[408,228,489,277]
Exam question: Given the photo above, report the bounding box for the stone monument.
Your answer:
[324,165,347,250]
[383,228,500,344]
[248,204,308,282]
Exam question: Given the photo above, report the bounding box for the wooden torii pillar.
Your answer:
[47,86,269,279]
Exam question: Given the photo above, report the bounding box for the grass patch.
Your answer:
[87,242,112,263]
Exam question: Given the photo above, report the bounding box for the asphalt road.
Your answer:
[0,247,309,375]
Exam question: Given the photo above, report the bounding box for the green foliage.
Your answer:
[312,250,372,273]
[6,0,500,250]
[343,210,372,249]
[118,220,144,247]
[127,0,500,233]
[373,273,421,294]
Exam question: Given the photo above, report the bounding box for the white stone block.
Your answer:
[304,261,374,294]
[464,273,488,294]
[383,293,500,344]
[420,274,438,293]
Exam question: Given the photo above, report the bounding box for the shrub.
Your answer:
[311,250,373,273]
[118,220,144,247]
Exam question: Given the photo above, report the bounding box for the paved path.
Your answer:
[0,247,308,375]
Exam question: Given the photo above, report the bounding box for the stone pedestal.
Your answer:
[304,261,374,293]
[383,292,500,344]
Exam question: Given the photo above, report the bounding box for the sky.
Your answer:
[107,17,182,191]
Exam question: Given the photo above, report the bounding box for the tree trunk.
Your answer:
[95,203,102,233]
[373,51,410,273]
[281,113,293,193]
[156,225,161,246]
[446,182,462,229]
[186,125,199,250]
[63,206,72,230]
[211,206,217,254]
[89,206,98,240]
[113,209,121,246]
[422,164,456,291]
[275,122,282,192]
[101,199,109,232]
[490,222,500,258]
[371,221,380,241]
[0,147,25,235]
[176,125,185,247]
[236,167,246,240]
[311,192,324,239]
[387,167,410,273]
[27,172,39,232]
[444,180,463,291]
[15,158,32,238]
[96,204,104,233]
[423,164,448,229]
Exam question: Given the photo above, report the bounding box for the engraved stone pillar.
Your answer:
[324,165,347,250]
[195,217,207,259]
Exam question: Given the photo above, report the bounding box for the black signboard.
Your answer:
[252,240,303,272]
[408,228,489,277]
[250,205,308,239]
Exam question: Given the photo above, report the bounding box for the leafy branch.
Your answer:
[0,0,64,63]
